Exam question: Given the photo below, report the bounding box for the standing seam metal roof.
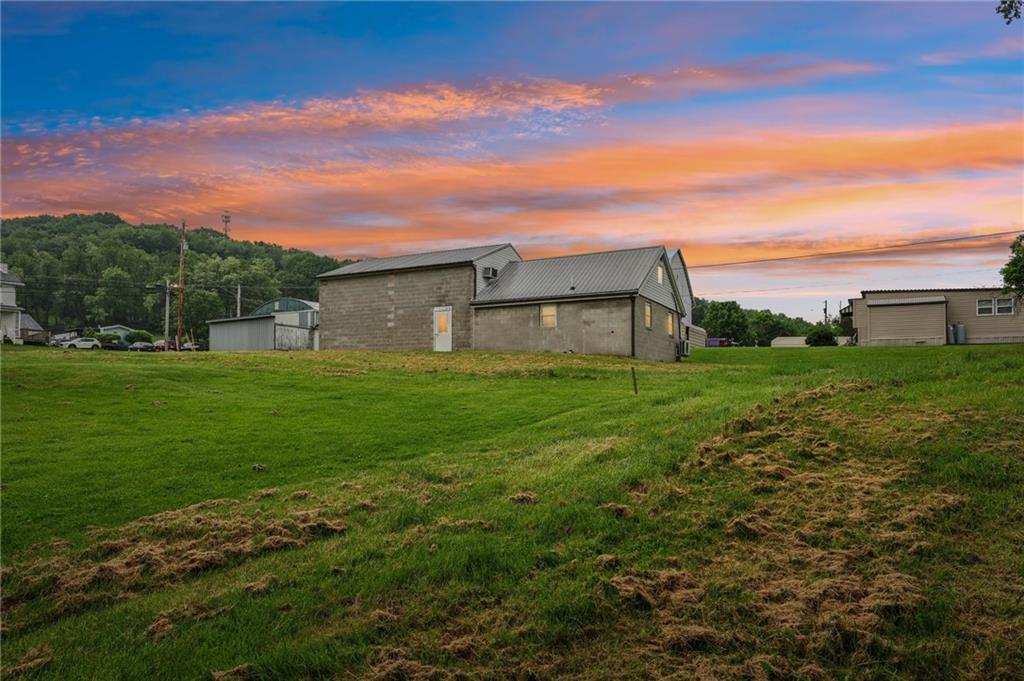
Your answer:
[318,244,512,278]
[472,246,665,304]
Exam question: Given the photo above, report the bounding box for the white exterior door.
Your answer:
[433,306,453,352]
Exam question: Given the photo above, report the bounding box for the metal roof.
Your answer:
[250,297,319,315]
[473,246,665,304]
[862,287,1002,294]
[207,314,275,324]
[866,296,947,307]
[21,313,44,333]
[319,243,512,278]
[1,270,24,286]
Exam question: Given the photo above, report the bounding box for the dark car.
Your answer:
[128,341,156,352]
[102,339,131,351]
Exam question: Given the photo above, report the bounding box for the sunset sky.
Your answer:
[2,2,1022,319]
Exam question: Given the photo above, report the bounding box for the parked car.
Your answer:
[154,339,179,351]
[128,341,156,352]
[102,339,131,351]
[66,337,102,350]
[182,341,207,351]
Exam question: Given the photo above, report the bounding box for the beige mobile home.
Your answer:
[847,288,1023,346]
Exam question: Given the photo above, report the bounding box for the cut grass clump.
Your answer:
[3,500,346,629]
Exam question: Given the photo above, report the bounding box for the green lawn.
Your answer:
[1,345,1022,679]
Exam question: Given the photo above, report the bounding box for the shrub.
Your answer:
[94,333,121,343]
[125,330,154,344]
[805,328,838,347]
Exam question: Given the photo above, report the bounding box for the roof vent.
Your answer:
[481,266,499,280]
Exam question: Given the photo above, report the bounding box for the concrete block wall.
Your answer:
[473,298,632,357]
[319,266,475,350]
[634,296,679,362]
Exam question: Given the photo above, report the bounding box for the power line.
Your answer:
[689,230,1021,270]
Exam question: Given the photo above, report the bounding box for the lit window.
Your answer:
[977,299,994,316]
[656,265,664,284]
[541,304,557,328]
[436,311,449,333]
[644,302,652,329]
[666,313,674,337]
[996,298,1014,315]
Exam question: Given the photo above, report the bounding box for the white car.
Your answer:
[65,337,102,349]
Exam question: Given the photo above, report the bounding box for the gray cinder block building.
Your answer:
[318,243,697,361]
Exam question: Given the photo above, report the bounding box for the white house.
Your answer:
[98,324,136,339]
[1,264,25,344]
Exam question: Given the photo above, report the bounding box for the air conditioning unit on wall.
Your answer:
[676,340,691,358]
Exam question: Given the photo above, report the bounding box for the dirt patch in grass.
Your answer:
[4,500,346,629]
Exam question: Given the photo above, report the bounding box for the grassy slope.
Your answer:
[1,346,1021,680]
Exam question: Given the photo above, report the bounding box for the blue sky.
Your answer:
[2,2,1022,319]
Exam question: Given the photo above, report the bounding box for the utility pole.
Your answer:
[823,300,829,324]
[221,211,231,237]
[164,279,171,341]
[176,220,186,350]
[236,284,242,317]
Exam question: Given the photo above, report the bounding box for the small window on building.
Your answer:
[644,302,652,329]
[656,265,664,284]
[436,311,449,333]
[541,304,557,328]
[977,298,994,316]
[996,298,1014,315]
[666,313,674,337]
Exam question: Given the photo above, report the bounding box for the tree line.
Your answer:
[1,213,345,339]
[690,297,840,346]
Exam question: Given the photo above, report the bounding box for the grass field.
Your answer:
[2,345,1022,680]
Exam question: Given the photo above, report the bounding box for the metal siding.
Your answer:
[771,336,809,347]
[319,244,511,278]
[860,289,1024,345]
[473,247,662,304]
[687,325,707,348]
[474,245,523,294]
[638,252,679,312]
[209,317,275,351]
[669,250,694,320]
[867,303,946,345]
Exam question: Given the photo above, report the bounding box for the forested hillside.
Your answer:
[0,213,345,337]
